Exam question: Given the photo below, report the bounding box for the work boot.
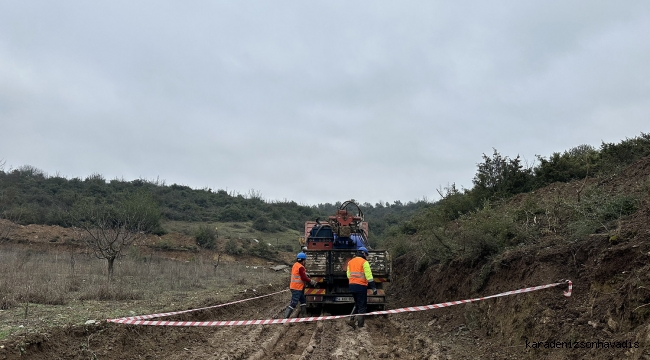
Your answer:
[299,304,307,318]
[356,315,365,328]
[284,306,294,319]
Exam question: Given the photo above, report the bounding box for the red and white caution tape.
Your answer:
[108,289,288,322]
[107,280,571,326]
[369,280,572,316]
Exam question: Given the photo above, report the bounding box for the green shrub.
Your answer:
[534,144,599,186]
[566,188,639,239]
[247,241,278,260]
[225,238,241,255]
[195,225,217,249]
[252,216,283,232]
[386,234,415,259]
[598,133,650,174]
[444,202,533,264]
[218,205,248,222]
[472,149,535,202]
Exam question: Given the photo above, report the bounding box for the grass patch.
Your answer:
[0,247,286,312]
[78,285,142,301]
[0,246,288,343]
[0,328,13,341]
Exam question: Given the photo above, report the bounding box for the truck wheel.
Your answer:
[307,304,323,316]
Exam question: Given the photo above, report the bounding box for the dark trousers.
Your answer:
[349,284,367,314]
[288,289,306,308]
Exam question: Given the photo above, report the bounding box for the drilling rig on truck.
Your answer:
[299,200,391,312]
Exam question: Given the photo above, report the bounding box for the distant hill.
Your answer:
[0,165,427,241]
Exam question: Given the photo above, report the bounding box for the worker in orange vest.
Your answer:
[347,246,377,328]
[284,252,317,318]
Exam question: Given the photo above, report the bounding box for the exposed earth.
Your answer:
[1,232,648,359]
[1,158,650,359]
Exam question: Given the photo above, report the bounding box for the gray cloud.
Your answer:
[1,1,649,204]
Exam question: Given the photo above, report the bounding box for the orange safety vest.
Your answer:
[290,262,305,290]
[347,257,368,286]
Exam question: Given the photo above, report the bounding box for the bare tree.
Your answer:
[71,192,161,280]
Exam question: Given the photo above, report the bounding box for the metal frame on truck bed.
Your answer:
[298,201,391,311]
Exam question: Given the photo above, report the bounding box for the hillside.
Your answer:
[0,166,428,241]
[0,157,648,359]
[1,135,650,359]
[388,155,650,359]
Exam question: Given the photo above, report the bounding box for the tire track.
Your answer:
[0,290,441,360]
[254,308,323,359]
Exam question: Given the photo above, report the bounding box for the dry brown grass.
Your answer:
[0,245,288,340]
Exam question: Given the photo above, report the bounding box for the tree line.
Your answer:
[386,132,650,269]
[450,132,650,220]
[6,131,646,263]
[0,163,427,240]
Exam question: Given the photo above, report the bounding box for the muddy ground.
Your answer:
[0,286,485,360]
[1,158,650,359]
[2,224,649,359]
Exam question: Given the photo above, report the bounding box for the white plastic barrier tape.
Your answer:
[107,280,571,326]
[108,289,289,322]
[369,280,572,316]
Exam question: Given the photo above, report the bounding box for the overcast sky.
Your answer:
[1,1,649,205]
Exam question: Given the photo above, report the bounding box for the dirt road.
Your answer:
[3,276,647,360]
[0,287,462,360]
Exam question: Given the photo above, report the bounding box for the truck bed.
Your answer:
[305,250,391,278]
